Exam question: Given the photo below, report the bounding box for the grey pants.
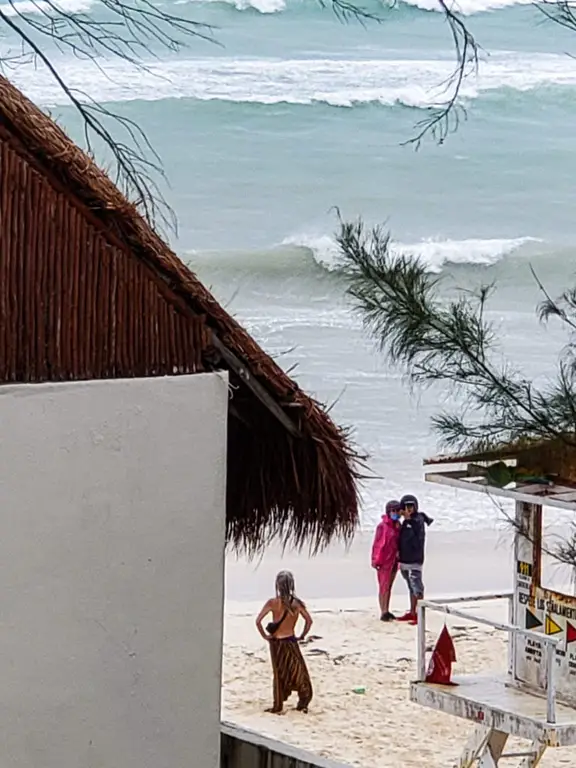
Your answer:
[400,566,424,597]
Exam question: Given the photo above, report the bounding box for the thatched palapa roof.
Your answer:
[0,74,360,553]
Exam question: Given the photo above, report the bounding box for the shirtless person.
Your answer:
[255,570,313,713]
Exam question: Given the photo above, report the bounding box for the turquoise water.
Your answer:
[4,0,576,529]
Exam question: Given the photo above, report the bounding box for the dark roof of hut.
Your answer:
[424,437,576,485]
[424,446,525,466]
[424,438,561,467]
[0,74,360,554]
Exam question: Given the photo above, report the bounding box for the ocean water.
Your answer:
[4,0,576,532]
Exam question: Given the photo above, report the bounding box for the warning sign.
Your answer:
[517,560,533,578]
[567,621,576,645]
[526,608,543,630]
[546,615,563,636]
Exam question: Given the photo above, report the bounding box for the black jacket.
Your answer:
[399,512,432,566]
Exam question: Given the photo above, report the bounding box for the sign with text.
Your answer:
[513,501,576,705]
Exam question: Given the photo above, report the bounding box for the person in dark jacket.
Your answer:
[397,494,433,625]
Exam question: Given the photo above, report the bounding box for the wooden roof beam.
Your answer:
[211,333,301,439]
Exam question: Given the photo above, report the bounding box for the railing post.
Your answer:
[507,593,514,677]
[416,595,560,722]
[417,601,426,682]
[546,641,556,724]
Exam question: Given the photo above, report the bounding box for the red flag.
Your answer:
[425,625,457,685]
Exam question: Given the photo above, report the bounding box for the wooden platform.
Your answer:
[410,675,576,747]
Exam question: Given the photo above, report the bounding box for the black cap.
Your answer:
[400,494,419,511]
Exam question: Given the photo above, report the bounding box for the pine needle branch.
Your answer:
[337,217,576,453]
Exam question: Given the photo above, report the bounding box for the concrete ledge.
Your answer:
[221,721,353,768]
[410,676,576,747]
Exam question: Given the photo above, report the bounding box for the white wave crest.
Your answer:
[6,51,576,108]
[180,0,285,12]
[281,234,342,270]
[9,51,576,109]
[284,233,539,273]
[0,0,93,15]
[395,236,539,272]
[399,0,533,16]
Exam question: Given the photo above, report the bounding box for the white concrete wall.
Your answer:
[0,374,228,768]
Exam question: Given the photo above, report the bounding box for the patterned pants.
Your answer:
[268,636,313,713]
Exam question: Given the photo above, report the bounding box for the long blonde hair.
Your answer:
[275,570,304,613]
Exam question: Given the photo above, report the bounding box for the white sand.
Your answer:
[225,529,516,604]
[222,529,576,767]
[223,603,576,767]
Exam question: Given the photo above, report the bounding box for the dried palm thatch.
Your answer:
[0,74,361,555]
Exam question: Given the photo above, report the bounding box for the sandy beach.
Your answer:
[223,529,576,767]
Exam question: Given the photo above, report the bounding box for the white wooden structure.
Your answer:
[411,452,576,766]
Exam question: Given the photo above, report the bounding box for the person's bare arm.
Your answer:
[298,603,313,642]
[255,599,273,640]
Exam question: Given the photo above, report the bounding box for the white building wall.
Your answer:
[0,373,228,768]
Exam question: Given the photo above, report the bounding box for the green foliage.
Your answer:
[337,217,576,453]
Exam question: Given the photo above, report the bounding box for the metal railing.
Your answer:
[423,592,515,676]
[417,592,560,724]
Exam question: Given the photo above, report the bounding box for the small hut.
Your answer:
[0,75,359,768]
[0,73,359,553]
[412,439,576,766]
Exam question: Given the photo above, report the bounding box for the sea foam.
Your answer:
[183,0,286,12]
[171,0,539,15]
[398,0,534,15]
[282,234,539,273]
[0,0,93,15]
[11,52,576,109]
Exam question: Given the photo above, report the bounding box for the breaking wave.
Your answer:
[397,0,534,15]
[283,234,540,273]
[0,0,548,20]
[188,234,542,278]
[177,0,286,11]
[0,0,94,15]
[11,52,576,109]
[172,0,538,15]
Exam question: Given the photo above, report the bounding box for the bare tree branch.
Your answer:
[0,0,388,227]
[0,0,218,229]
[404,0,480,148]
[538,0,576,34]
[400,0,576,147]
[320,0,383,23]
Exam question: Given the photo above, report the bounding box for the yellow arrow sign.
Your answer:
[546,615,563,636]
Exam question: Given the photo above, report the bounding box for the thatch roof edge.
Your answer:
[0,74,361,551]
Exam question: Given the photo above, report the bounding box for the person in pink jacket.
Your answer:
[371,500,402,621]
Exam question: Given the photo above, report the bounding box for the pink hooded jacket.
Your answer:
[371,506,401,573]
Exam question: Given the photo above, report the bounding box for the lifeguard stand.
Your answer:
[411,441,576,767]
